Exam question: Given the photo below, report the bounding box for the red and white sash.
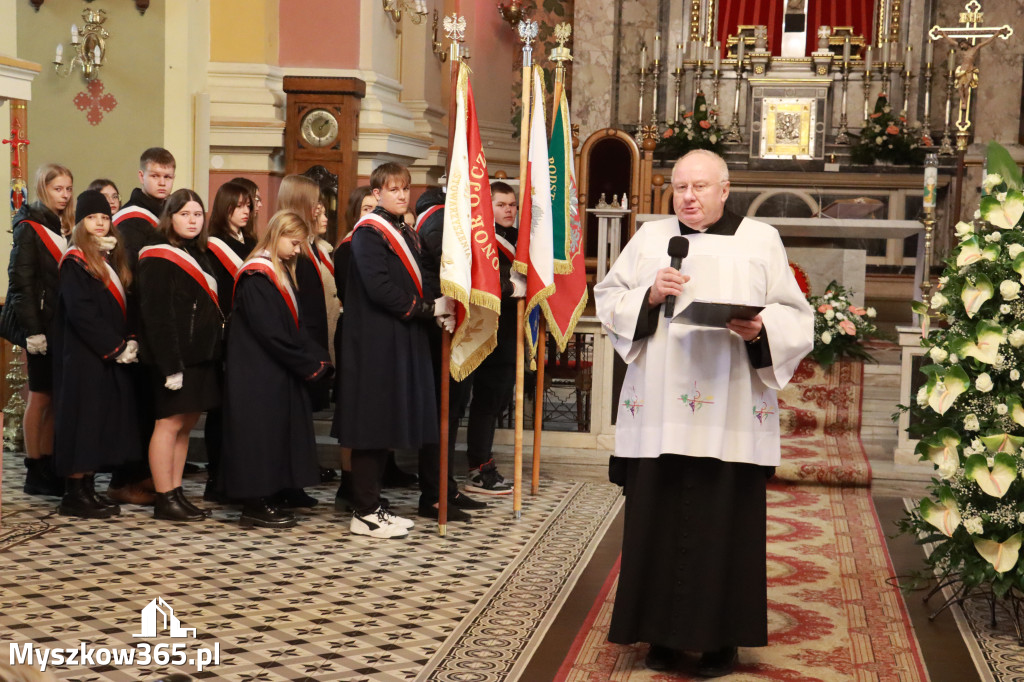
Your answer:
[25,220,68,263]
[313,240,335,277]
[235,256,299,328]
[138,244,219,308]
[207,236,245,278]
[494,233,516,263]
[353,213,423,296]
[301,242,325,290]
[60,247,127,317]
[414,204,443,233]
[112,205,158,228]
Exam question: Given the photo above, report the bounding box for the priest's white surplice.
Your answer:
[594,215,814,466]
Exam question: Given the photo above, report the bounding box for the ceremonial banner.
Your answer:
[441,61,502,381]
[513,66,555,366]
[543,88,588,352]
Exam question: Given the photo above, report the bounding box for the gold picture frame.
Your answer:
[760,97,816,159]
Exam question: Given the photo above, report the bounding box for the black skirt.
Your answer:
[152,362,221,419]
[26,352,54,392]
[608,454,770,652]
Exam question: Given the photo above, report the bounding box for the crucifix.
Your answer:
[3,114,31,214]
[929,0,1013,151]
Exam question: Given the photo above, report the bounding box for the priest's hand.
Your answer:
[727,314,763,342]
[648,267,690,306]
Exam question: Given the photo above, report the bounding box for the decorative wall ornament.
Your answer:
[53,8,108,81]
[73,79,117,126]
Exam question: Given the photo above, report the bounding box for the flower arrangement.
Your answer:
[899,142,1024,597]
[656,92,725,158]
[850,93,927,166]
[807,281,879,369]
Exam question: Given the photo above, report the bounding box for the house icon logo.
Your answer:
[132,597,197,639]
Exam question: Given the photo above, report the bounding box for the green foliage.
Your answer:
[851,93,926,166]
[807,281,879,369]
[655,92,725,157]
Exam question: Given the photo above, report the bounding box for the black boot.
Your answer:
[239,498,297,529]
[84,474,120,515]
[382,452,418,487]
[153,490,205,522]
[334,471,352,512]
[203,473,227,503]
[59,477,115,519]
[24,456,65,497]
[174,487,211,517]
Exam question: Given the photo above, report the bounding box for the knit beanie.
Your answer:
[75,189,112,223]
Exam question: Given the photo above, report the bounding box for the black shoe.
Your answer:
[272,488,318,509]
[417,499,472,522]
[319,466,338,483]
[644,644,675,672]
[239,498,297,529]
[58,477,116,519]
[83,474,120,515]
[174,487,211,517]
[153,490,205,522]
[450,492,487,510]
[382,452,418,488]
[24,457,65,497]
[697,646,738,678]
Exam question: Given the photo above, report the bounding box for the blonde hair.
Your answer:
[247,210,307,285]
[276,175,320,239]
[34,163,75,235]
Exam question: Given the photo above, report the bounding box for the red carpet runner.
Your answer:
[555,360,926,680]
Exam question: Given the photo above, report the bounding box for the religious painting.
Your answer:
[760,98,816,158]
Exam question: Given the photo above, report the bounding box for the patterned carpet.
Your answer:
[0,458,623,681]
[555,359,928,681]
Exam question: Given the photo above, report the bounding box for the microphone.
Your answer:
[663,236,689,318]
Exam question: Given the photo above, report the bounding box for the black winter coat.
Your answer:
[0,202,65,347]
[114,188,164,269]
[207,233,256,317]
[137,240,225,377]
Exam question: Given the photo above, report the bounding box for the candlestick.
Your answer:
[722,52,744,143]
[673,64,684,122]
[636,61,648,145]
[938,53,955,155]
[863,68,873,120]
[676,42,683,71]
[640,43,647,71]
[713,42,721,71]
[836,60,851,144]
[650,59,662,126]
[842,36,851,65]
[923,59,935,135]
[865,45,872,71]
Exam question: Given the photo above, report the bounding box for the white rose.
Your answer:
[987,231,1003,242]
[964,517,984,535]
[836,312,846,321]
[929,347,949,363]
[825,309,835,320]
[821,331,833,344]
[939,276,949,285]
[930,292,949,309]
[1009,244,1024,259]
[976,373,994,392]
[955,221,975,238]
[875,136,884,145]
[1013,369,1021,381]
[1001,280,1021,301]
[964,413,980,430]
[866,307,877,318]
[1010,330,1024,348]
[1018,512,1024,524]
[983,173,1004,193]
[998,403,1009,415]
[949,354,959,363]
[1002,305,1013,314]
[916,385,928,406]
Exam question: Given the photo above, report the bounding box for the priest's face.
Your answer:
[671,155,730,230]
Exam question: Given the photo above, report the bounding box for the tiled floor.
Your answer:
[0,456,622,681]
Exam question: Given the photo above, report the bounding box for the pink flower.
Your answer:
[662,129,673,138]
[817,304,833,313]
[699,120,711,129]
[839,319,857,335]
[848,305,867,316]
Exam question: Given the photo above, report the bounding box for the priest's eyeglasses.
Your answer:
[672,181,723,195]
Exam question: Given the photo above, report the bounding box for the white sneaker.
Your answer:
[381,506,415,529]
[350,506,409,538]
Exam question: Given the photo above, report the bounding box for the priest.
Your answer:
[594,150,813,677]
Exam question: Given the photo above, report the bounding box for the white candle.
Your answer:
[881,41,889,64]
[905,44,912,75]
[947,48,955,75]
[842,37,851,65]
[54,43,63,64]
[713,41,721,70]
[676,42,683,70]
[737,37,745,64]
[654,32,661,64]
[865,45,872,71]
[640,44,647,70]
[71,24,79,44]
[93,45,102,65]
[925,39,934,65]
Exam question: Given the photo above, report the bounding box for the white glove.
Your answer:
[126,339,139,356]
[165,372,184,391]
[436,314,456,333]
[433,295,456,317]
[115,345,137,364]
[510,271,527,299]
[25,334,47,355]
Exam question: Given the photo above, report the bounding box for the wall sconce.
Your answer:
[383,0,428,27]
[497,0,529,28]
[431,10,447,62]
[53,8,108,80]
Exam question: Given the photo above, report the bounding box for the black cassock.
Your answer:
[295,250,330,410]
[335,220,437,450]
[221,269,331,499]
[53,258,139,477]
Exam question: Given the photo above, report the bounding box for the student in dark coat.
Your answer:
[202,181,256,502]
[336,163,453,539]
[221,211,332,528]
[53,190,139,518]
[0,163,74,498]
[137,189,224,522]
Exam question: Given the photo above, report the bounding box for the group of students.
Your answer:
[5,147,523,539]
